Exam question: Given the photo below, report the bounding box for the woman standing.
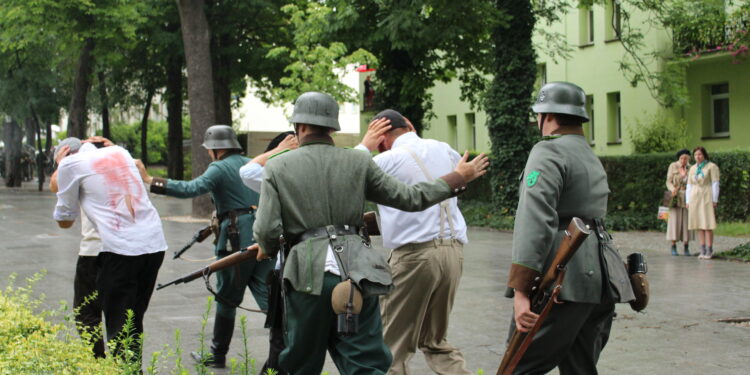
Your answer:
[687,146,720,259]
[666,149,693,255]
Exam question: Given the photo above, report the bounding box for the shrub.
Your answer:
[461,150,750,231]
[628,112,688,154]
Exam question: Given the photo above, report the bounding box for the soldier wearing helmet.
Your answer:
[252,91,489,374]
[504,82,635,374]
[136,125,292,372]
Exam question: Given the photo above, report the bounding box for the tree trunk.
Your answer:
[485,0,537,213]
[33,113,44,191]
[375,49,428,135]
[177,0,216,217]
[67,38,95,139]
[140,88,155,165]
[166,54,184,180]
[99,71,111,140]
[24,118,35,147]
[45,121,53,153]
[3,119,23,187]
[212,34,232,125]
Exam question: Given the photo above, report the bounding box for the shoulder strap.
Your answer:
[400,146,456,240]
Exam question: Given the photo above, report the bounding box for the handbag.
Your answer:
[662,190,676,207]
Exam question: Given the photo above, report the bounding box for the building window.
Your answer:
[579,6,595,45]
[447,115,458,149]
[465,113,476,150]
[710,83,729,136]
[605,0,622,40]
[607,92,621,143]
[585,95,595,145]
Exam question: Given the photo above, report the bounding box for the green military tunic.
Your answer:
[506,134,634,375]
[253,134,466,375]
[151,153,273,318]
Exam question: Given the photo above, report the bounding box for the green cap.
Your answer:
[532,82,589,122]
[290,92,340,131]
[202,125,242,150]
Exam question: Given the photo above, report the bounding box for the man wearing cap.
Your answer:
[50,136,112,358]
[252,91,489,375]
[504,82,634,374]
[53,137,167,364]
[355,110,472,375]
[136,125,287,372]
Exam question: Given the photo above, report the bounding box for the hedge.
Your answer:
[461,150,750,231]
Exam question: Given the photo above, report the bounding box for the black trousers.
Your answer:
[97,251,164,360]
[73,255,105,358]
[509,299,616,375]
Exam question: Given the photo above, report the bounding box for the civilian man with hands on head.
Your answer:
[52,135,167,365]
[252,91,489,375]
[355,110,472,375]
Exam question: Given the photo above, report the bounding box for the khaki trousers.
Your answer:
[380,239,471,375]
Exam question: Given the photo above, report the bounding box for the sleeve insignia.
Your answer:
[526,170,541,187]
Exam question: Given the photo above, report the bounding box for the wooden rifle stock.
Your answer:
[157,244,259,290]
[497,218,592,375]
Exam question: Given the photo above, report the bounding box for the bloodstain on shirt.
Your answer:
[91,151,145,230]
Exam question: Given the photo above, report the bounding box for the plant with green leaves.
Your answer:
[628,111,688,154]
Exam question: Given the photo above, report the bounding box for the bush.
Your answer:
[107,119,193,178]
[461,150,750,231]
[629,112,688,154]
[716,242,750,261]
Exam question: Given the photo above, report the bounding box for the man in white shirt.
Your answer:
[50,137,106,358]
[53,141,167,363]
[356,110,471,375]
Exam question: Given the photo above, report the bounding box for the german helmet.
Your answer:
[202,125,242,150]
[531,82,590,122]
[290,92,340,131]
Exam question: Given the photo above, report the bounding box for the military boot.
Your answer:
[259,326,288,375]
[191,315,235,368]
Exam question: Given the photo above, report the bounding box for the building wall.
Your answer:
[424,2,750,155]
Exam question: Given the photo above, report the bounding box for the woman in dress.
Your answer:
[665,149,693,255]
[686,146,720,259]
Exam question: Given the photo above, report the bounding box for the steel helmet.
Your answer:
[531,82,590,122]
[202,125,242,150]
[290,92,340,131]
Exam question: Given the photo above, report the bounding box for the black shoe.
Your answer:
[190,351,226,368]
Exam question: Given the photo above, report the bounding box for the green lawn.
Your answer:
[715,221,750,237]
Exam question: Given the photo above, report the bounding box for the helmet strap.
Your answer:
[539,114,548,138]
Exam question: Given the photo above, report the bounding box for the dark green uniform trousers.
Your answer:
[280,273,392,375]
[509,298,616,375]
[215,254,274,318]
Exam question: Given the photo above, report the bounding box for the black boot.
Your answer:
[260,326,288,375]
[191,314,235,368]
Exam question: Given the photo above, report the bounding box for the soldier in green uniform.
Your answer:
[252,92,489,375]
[505,82,635,374]
[136,125,277,370]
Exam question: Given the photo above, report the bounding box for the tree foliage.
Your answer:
[628,111,688,153]
[485,0,539,214]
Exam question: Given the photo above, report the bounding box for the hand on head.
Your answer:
[84,136,114,147]
[361,118,392,152]
[54,145,71,165]
[276,134,299,152]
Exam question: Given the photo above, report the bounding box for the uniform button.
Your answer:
[305,286,312,291]
[587,270,594,276]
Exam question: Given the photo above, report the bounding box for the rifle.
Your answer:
[157,244,259,290]
[497,217,592,375]
[173,225,213,259]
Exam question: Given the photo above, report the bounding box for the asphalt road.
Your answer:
[1,183,748,374]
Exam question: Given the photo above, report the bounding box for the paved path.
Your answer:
[1,183,748,374]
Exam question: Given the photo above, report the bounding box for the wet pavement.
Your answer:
[1,182,748,374]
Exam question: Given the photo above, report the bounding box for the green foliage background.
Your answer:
[461,150,750,231]
[628,112,688,153]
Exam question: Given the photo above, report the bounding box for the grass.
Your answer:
[715,242,750,261]
[715,221,750,237]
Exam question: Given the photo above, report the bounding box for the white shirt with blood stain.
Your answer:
[54,145,167,256]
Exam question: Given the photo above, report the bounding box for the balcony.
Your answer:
[670,3,749,59]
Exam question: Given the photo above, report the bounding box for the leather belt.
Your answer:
[289,225,360,248]
[218,206,256,223]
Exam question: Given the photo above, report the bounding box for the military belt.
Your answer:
[217,206,256,223]
[290,225,360,248]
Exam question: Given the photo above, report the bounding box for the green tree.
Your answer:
[485,0,538,214]
[326,0,503,133]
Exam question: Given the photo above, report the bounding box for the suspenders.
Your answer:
[400,146,457,241]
